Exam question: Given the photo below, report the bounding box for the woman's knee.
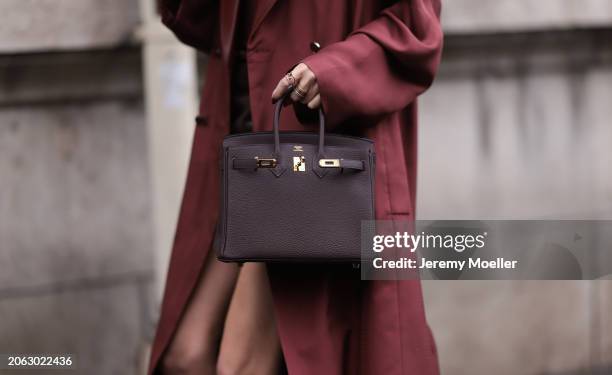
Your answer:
[216,354,252,375]
[216,342,279,375]
[161,344,212,375]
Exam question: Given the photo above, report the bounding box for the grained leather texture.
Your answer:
[215,100,375,262]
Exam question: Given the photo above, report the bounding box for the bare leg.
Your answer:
[161,251,240,375]
[217,263,281,375]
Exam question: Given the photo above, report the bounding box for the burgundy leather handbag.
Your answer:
[215,95,375,262]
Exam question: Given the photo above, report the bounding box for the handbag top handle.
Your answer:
[273,89,326,159]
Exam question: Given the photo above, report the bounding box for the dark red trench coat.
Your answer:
[149,0,443,374]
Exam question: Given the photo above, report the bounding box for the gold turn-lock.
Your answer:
[255,157,277,168]
[293,156,306,172]
[318,159,340,168]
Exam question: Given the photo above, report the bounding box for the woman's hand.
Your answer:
[271,63,321,109]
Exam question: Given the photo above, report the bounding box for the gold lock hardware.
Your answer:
[318,159,340,168]
[255,157,277,168]
[293,156,306,172]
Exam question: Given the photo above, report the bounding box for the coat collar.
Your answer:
[219,0,279,63]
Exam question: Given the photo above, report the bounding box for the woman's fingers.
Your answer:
[292,81,318,105]
[289,83,307,103]
[287,65,314,102]
[290,65,316,103]
[271,63,320,108]
[271,63,308,102]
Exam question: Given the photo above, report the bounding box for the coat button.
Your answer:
[213,48,221,57]
[310,41,321,53]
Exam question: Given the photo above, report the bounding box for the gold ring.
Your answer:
[294,86,307,98]
[285,72,296,87]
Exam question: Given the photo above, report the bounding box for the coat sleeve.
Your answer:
[158,0,218,52]
[301,0,443,127]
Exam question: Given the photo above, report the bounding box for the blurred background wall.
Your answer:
[0,1,611,374]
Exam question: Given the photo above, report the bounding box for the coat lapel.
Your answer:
[219,0,280,63]
[220,0,240,63]
[250,0,280,39]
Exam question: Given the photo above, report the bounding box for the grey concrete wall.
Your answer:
[0,49,154,375]
[443,0,612,33]
[418,29,612,375]
[0,0,140,53]
[418,29,612,219]
[0,1,611,375]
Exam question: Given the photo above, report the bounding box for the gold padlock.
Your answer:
[293,156,306,172]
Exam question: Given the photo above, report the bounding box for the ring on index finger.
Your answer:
[285,72,296,87]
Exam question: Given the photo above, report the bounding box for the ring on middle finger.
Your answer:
[294,86,307,99]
